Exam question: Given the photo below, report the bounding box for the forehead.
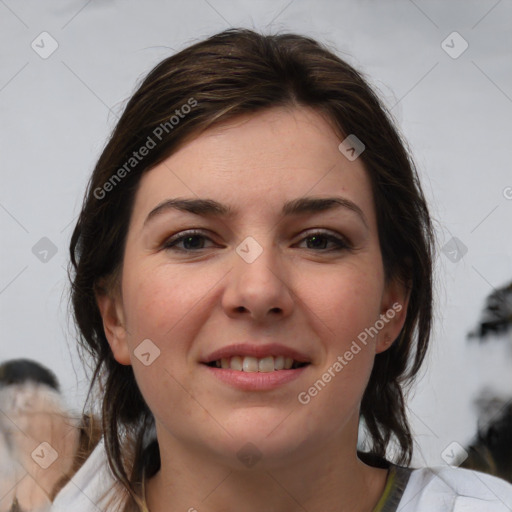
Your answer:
[129,107,376,229]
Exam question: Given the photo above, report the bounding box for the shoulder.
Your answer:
[398,465,512,511]
[50,437,120,511]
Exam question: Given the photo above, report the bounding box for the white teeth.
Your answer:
[211,355,306,371]
[258,356,275,373]
[243,356,259,372]
[230,356,243,371]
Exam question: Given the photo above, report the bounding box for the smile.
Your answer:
[205,355,310,372]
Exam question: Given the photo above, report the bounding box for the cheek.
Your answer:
[133,364,199,426]
[121,263,212,343]
[304,261,384,347]
[122,264,213,429]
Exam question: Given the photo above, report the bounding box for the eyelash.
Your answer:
[161,229,352,253]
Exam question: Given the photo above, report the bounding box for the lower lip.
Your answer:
[201,364,309,391]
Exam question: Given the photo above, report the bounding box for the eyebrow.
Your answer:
[143,196,368,229]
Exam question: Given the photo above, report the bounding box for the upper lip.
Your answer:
[201,343,312,364]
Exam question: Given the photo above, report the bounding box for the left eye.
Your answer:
[162,230,350,252]
[294,231,350,251]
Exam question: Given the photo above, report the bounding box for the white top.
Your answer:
[50,438,119,512]
[397,465,512,511]
[49,439,512,511]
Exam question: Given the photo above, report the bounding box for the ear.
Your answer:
[95,285,131,366]
[375,274,411,354]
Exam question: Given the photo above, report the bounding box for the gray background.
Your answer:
[1,0,511,466]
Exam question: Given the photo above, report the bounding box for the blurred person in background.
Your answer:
[0,359,100,512]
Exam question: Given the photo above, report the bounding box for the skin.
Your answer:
[96,106,410,512]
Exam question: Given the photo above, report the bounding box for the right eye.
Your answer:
[162,230,218,252]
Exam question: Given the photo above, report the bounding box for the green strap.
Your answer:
[373,465,413,512]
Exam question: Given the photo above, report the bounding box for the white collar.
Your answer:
[50,438,118,511]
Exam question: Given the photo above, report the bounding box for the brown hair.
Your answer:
[50,413,103,500]
[68,27,436,509]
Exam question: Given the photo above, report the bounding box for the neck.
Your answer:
[145,424,388,512]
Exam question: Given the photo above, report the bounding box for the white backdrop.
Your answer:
[1,0,511,467]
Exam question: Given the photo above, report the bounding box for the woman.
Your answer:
[54,28,512,511]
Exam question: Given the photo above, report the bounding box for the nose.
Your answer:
[222,239,294,323]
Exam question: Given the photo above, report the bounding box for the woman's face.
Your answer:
[97,106,408,468]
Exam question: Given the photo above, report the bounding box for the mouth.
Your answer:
[200,344,312,390]
[203,355,310,372]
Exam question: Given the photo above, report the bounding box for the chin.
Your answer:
[196,410,313,469]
